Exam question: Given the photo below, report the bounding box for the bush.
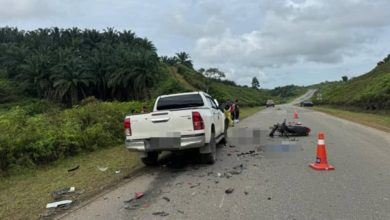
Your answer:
[0,100,149,173]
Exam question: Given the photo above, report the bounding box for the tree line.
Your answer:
[0,27,161,106]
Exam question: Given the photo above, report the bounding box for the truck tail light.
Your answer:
[192,111,204,130]
[124,117,132,136]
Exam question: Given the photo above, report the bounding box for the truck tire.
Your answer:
[140,152,159,166]
[200,132,216,164]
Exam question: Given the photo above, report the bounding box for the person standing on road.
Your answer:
[234,99,240,123]
[224,103,233,127]
[230,100,236,124]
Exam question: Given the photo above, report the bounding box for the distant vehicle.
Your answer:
[266,100,275,108]
[300,100,314,107]
[124,91,227,166]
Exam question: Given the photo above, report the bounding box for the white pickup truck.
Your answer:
[124,91,227,165]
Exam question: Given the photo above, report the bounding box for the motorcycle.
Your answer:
[269,119,311,137]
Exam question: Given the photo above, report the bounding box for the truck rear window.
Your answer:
[157,94,204,110]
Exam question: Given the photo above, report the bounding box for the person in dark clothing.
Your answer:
[234,99,240,122]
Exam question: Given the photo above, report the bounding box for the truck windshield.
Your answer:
[157,94,204,110]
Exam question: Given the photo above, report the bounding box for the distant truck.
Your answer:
[124,92,227,165]
[266,99,275,108]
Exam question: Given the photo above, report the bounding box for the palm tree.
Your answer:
[160,56,178,65]
[175,52,193,68]
[19,51,54,98]
[51,57,94,106]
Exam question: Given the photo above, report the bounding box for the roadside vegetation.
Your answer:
[313,106,390,132]
[311,54,390,111]
[308,54,390,132]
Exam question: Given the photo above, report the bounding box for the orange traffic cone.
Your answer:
[309,132,335,171]
[294,111,299,119]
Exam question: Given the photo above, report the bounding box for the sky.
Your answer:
[1,0,390,88]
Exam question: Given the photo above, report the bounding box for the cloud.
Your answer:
[0,0,54,20]
[1,0,389,88]
[194,0,390,71]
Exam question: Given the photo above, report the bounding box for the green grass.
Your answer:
[0,146,141,220]
[313,106,390,132]
[239,106,264,119]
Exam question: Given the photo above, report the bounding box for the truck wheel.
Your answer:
[200,132,216,164]
[140,152,159,166]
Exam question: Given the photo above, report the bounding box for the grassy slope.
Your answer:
[158,64,273,107]
[314,61,390,110]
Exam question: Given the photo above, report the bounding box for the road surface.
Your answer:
[60,92,390,220]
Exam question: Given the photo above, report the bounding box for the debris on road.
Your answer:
[162,196,170,202]
[134,192,144,199]
[267,197,272,200]
[115,170,121,174]
[97,166,108,172]
[177,210,185,214]
[76,189,86,195]
[152,211,169,217]
[124,203,140,210]
[67,165,79,172]
[229,145,236,148]
[124,198,134,203]
[190,183,201,188]
[46,200,73,209]
[236,150,258,157]
[225,188,234,194]
[51,187,75,200]
[219,194,225,208]
[244,191,249,195]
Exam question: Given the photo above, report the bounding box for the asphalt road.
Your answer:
[60,93,390,220]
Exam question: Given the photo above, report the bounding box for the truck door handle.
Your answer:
[150,117,170,123]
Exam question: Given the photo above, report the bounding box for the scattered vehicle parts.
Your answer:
[152,211,169,217]
[225,188,234,194]
[46,200,72,209]
[51,187,75,199]
[97,166,108,172]
[134,192,144,199]
[67,165,79,172]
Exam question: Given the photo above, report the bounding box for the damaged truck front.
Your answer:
[124,92,227,165]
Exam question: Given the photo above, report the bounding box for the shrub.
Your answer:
[0,100,149,173]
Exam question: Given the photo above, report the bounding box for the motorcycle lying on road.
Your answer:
[269,119,311,137]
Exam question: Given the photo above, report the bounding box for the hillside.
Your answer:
[313,55,390,110]
[155,64,270,107]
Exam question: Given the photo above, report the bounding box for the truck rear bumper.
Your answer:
[125,133,205,152]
